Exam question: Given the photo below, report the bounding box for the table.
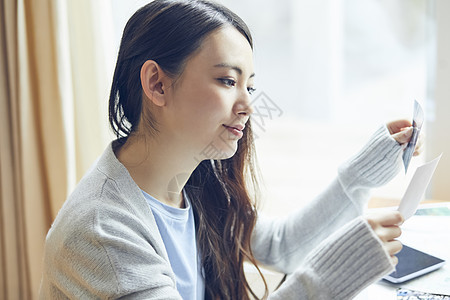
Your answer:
[355,201,450,299]
[247,200,450,298]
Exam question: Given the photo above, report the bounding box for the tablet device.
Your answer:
[383,245,446,283]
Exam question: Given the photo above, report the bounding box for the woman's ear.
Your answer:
[140,60,168,107]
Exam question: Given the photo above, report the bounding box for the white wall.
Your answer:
[427,0,450,200]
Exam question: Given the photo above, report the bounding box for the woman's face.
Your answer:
[163,26,255,160]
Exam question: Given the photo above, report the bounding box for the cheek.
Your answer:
[170,76,233,135]
[188,90,230,124]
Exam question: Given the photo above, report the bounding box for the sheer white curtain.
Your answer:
[56,0,115,194]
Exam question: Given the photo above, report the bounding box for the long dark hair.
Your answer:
[108,0,267,299]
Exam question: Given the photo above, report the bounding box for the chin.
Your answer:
[200,139,238,160]
[214,145,238,160]
[218,149,237,160]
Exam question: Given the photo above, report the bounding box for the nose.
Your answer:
[234,90,254,117]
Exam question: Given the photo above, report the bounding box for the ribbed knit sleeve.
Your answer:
[252,124,403,273]
[252,124,404,298]
[268,217,394,300]
[337,124,403,210]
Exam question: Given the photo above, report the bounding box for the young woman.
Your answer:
[40,0,420,299]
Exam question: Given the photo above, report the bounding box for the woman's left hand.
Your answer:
[387,119,424,156]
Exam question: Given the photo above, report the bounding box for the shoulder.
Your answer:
[45,142,167,261]
[41,144,177,298]
[54,142,153,230]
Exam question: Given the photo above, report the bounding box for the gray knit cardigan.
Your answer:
[40,125,402,299]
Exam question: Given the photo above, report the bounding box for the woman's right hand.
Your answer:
[387,119,424,156]
[365,211,404,265]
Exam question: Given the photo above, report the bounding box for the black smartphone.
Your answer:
[383,245,446,283]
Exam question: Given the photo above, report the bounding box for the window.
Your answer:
[222,0,434,216]
[110,0,436,217]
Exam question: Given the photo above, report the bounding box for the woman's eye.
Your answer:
[247,87,256,95]
[219,78,236,87]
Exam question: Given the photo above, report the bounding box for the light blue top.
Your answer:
[142,190,205,300]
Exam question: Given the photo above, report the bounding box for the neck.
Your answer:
[116,133,200,208]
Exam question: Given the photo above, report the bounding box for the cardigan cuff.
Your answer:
[304,217,394,299]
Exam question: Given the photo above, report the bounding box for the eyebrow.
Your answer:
[213,63,255,78]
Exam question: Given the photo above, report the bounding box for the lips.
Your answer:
[226,124,245,131]
[223,124,245,138]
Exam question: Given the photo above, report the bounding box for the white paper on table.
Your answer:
[398,154,442,220]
